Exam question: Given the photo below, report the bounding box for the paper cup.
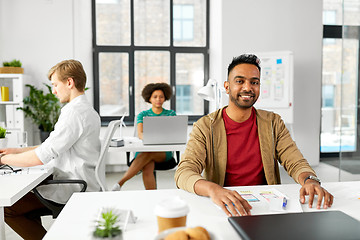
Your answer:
[154,197,189,233]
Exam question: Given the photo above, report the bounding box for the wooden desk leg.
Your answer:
[0,207,5,240]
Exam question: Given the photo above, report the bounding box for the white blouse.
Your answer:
[35,94,101,204]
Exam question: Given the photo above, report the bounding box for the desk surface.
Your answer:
[45,181,360,240]
[0,167,53,206]
[108,137,186,152]
[0,166,53,240]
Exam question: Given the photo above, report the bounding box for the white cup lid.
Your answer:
[154,196,189,218]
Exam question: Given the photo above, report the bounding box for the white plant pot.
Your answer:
[0,137,8,149]
[93,235,123,240]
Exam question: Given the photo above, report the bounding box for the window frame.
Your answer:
[321,24,360,158]
[91,0,210,125]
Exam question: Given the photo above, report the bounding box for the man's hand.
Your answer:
[299,181,333,209]
[194,179,252,217]
[0,148,21,155]
[208,184,252,217]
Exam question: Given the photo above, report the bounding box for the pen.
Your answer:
[282,197,288,210]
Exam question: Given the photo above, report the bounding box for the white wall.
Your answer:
[1,0,322,166]
[0,0,93,103]
[210,0,323,165]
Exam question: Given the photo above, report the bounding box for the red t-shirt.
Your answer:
[223,108,267,186]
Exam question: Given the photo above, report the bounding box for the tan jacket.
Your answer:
[175,107,316,194]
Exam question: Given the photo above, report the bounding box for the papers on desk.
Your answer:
[222,188,303,216]
[0,165,50,176]
[0,167,21,175]
[21,166,50,174]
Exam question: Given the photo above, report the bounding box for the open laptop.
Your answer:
[142,115,188,145]
[228,211,360,240]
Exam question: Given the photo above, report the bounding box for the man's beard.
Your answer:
[229,89,258,109]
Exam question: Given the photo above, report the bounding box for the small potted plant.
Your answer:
[0,59,24,74]
[93,209,123,240]
[0,126,7,148]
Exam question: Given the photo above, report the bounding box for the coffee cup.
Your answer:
[154,196,189,233]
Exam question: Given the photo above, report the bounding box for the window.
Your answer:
[92,0,209,124]
[322,85,335,108]
[321,0,360,154]
[176,85,192,114]
[173,5,194,41]
[323,10,337,25]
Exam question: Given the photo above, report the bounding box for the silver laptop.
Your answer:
[142,115,188,145]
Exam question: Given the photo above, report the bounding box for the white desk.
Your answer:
[108,137,186,153]
[0,167,53,240]
[44,181,360,240]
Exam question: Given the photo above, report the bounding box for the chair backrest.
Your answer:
[95,119,123,191]
[133,115,138,137]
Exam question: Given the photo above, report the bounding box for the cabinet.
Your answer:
[0,74,33,147]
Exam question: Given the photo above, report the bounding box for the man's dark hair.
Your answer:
[227,54,261,76]
[142,82,173,103]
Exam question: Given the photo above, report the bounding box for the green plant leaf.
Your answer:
[93,209,122,238]
[2,59,22,67]
[17,84,61,132]
[0,127,6,138]
[10,59,22,67]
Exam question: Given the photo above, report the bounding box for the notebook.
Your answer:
[142,115,188,145]
[228,211,360,240]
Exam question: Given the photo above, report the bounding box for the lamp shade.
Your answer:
[198,79,216,101]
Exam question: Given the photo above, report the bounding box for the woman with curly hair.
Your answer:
[112,82,176,190]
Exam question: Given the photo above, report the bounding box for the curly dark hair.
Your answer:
[141,82,173,103]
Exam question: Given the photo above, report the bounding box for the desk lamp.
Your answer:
[198,78,220,110]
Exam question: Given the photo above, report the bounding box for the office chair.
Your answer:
[28,118,124,220]
[95,119,124,192]
[126,116,180,186]
[31,179,87,218]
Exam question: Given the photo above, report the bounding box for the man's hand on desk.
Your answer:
[0,148,22,155]
[299,181,334,209]
[208,184,252,217]
[0,146,37,155]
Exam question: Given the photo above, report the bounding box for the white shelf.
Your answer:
[0,101,20,105]
[0,73,24,78]
[0,74,33,146]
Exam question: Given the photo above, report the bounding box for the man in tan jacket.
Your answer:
[175,54,333,217]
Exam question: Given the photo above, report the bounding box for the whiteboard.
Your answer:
[254,51,294,124]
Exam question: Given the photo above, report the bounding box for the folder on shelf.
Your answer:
[5,105,14,128]
[14,107,23,128]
